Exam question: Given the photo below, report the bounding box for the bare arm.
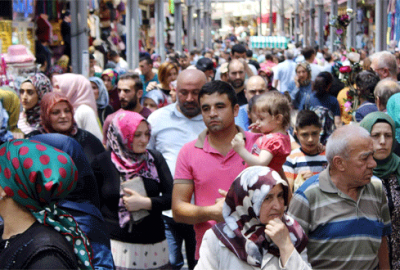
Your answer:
[378,236,390,270]
[12,132,24,139]
[239,58,254,77]
[244,63,254,77]
[334,116,342,128]
[231,134,274,166]
[237,147,274,167]
[172,183,226,224]
[278,168,288,183]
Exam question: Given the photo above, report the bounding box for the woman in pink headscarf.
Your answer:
[91,110,173,270]
[52,73,103,141]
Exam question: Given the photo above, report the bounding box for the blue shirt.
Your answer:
[274,59,297,93]
[287,81,312,110]
[140,73,159,96]
[234,105,250,131]
[300,92,341,116]
[355,101,378,122]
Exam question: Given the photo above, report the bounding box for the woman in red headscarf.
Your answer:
[26,92,105,164]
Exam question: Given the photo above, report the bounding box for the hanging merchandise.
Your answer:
[387,0,395,42]
[88,11,101,41]
[3,0,36,57]
[13,0,34,20]
[169,0,175,15]
[357,8,363,23]
[35,0,59,21]
[36,15,53,44]
[99,1,113,38]
[89,0,100,10]
[355,8,365,49]
[329,9,356,48]
[1,45,37,89]
[0,21,13,54]
[395,0,400,41]
[0,56,10,87]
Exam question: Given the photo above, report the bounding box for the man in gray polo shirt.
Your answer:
[147,69,207,269]
[288,125,391,269]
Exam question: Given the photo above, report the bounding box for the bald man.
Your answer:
[374,79,400,112]
[235,75,269,131]
[147,69,207,270]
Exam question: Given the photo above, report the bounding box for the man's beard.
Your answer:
[121,96,138,111]
[229,78,244,89]
[178,100,201,118]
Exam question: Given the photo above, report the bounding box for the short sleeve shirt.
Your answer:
[140,73,159,96]
[174,127,261,259]
[288,168,392,269]
[251,132,291,172]
[301,93,341,116]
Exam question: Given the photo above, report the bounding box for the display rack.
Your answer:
[0,21,13,54]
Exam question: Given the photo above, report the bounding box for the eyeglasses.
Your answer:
[371,66,385,73]
[246,89,266,95]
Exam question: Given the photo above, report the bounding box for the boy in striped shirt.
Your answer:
[283,110,328,191]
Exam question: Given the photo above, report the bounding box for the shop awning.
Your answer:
[256,13,277,24]
[250,36,288,49]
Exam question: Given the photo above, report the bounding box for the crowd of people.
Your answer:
[1,37,400,270]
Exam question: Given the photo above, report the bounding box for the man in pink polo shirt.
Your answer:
[172,80,261,261]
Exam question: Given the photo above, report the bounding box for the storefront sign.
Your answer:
[13,0,34,20]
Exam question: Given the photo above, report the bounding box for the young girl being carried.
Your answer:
[232,91,291,175]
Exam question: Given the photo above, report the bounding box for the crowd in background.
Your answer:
[2,31,400,270]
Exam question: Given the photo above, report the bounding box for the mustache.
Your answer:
[183,101,197,106]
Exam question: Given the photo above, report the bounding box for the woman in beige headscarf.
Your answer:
[0,88,24,139]
[52,73,103,141]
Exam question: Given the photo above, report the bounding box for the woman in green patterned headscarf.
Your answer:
[360,111,400,269]
[0,139,93,269]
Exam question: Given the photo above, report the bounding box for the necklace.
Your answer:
[1,234,17,250]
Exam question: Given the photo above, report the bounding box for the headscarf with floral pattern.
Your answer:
[212,166,307,267]
[21,73,52,127]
